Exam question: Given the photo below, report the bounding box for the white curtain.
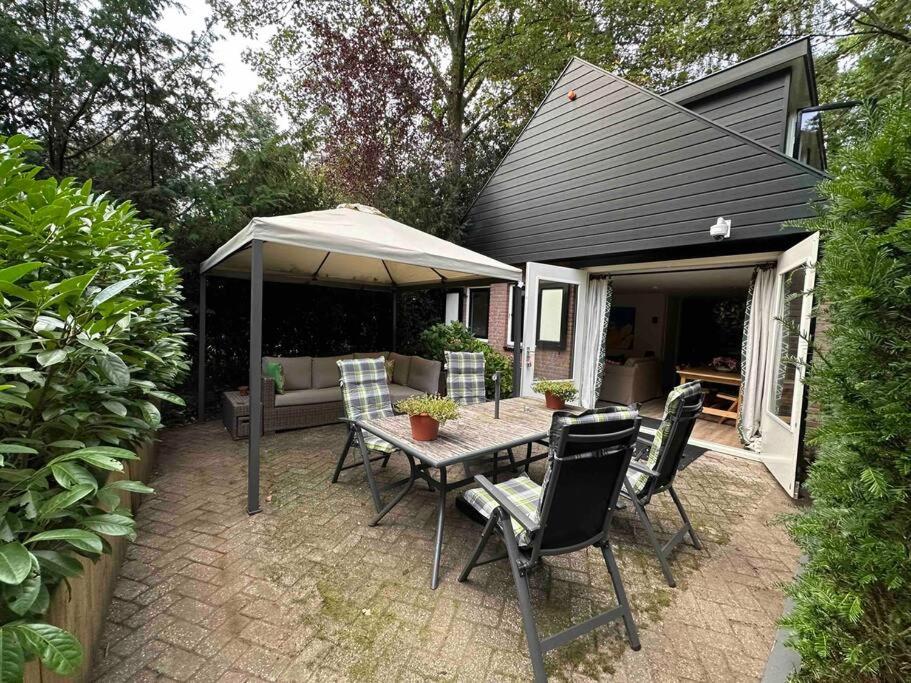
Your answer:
[738,266,776,449]
[578,278,613,409]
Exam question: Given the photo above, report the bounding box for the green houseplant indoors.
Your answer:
[0,135,188,680]
[395,395,460,441]
[531,379,578,409]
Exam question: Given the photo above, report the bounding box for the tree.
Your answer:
[0,0,222,224]
[782,99,911,681]
[214,0,825,236]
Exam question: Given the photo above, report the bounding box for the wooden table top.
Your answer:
[359,396,565,468]
[677,366,742,385]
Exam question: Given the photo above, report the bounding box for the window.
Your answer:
[444,291,460,324]
[467,287,490,339]
[536,283,569,350]
[771,266,806,425]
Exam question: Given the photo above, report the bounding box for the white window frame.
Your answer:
[506,284,515,347]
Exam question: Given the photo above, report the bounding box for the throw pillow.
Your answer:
[264,360,285,394]
[385,359,395,383]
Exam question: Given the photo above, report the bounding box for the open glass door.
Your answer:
[521,263,589,396]
[759,233,819,497]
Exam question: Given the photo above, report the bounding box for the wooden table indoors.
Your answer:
[676,366,742,424]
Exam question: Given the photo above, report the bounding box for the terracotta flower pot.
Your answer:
[544,392,566,410]
[409,414,440,441]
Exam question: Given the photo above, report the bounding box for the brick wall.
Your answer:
[487,283,511,354]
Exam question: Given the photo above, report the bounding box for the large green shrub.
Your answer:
[782,100,911,681]
[0,135,188,678]
[419,321,513,397]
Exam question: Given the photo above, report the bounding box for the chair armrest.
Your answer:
[262,377,276,408]
[474,475,540,533]
[628,461,659,478]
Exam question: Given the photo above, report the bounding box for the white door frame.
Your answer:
[521,263,589,396]
[758,233,819,497]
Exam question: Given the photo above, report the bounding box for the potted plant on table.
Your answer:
[532,379,578,410]
[396,395,460,441]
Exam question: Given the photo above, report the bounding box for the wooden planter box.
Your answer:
[24,438,158,683]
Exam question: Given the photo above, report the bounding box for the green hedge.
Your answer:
[0,135,188,678]
[782,100,911,681]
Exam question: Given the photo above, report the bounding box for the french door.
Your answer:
[759,233,819,497]
[520,263,589,396]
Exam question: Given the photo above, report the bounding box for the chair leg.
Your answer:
[458,513,498,583]
[669,485,702,550]
[381,453,391,468]
[625,479,676,587]
[525,442,532,473]
[601,543,640,650]
[500,513,547,682]
[506,447,517,473]
[356,428,384,513]
[332,427,356,483]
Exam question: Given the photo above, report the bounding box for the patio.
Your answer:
[92,421,800,682]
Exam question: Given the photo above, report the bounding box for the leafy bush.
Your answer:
[394,395,460,425]
[781,100,911,680]
[0,135,188,678]
[418,321,513,397]
[531,378,578,402]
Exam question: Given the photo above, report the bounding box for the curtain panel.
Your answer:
[578,278,613,409]
[738,266,776,448]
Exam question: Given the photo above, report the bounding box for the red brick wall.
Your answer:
[487,283,511,354]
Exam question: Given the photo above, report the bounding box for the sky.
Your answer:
[158,0,262,99]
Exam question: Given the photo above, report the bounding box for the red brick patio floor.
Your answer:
[92,421,800,682]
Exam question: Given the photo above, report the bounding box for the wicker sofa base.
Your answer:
[269,401,345,434]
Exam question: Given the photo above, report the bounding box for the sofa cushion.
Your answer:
[282,356,312,390]
[274,386,342,407]
[354,351,389,359]
[389,352,411,386]
[312,354,353,389]
[388,383,422,404]
[408,356,442,394]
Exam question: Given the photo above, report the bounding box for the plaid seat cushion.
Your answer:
[445,351,486,405]
[462,474,542,546]
[541,405,639,515]
[338,357,396,453]
[627,381,702,494]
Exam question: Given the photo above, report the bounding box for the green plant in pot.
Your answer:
[395,395,460,441]
[532,379,578,410]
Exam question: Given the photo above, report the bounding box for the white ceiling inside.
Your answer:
[610,266,755,293]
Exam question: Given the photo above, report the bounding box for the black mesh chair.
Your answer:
[622,381,704,587]
[457,406,642,681]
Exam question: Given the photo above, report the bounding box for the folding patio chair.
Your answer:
[621,380,704,587]
[331,357,399,508]
[445,350,517,477]
[457,406,642,682]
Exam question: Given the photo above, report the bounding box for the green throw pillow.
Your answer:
[264,361,285,394]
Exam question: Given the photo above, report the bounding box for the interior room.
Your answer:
[597,266,755,449]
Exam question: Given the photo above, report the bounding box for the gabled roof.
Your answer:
[663,38,818,108]
[463,57,825,264]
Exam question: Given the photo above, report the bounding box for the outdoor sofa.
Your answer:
[222,352,441,438]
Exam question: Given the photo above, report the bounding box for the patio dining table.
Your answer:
[354,396,570,589]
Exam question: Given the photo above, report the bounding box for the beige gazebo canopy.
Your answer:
[201,203,521,287]
[198,204,524,514]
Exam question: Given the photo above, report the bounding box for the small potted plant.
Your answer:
[395,394,460,441]
[532,378,578,410]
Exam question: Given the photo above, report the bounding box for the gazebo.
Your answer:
[198,204,524,513]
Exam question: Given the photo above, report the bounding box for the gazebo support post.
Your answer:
[197,273,206,421]
[511,283,524,396]
[248,239,264,515]
[391,290,398,352]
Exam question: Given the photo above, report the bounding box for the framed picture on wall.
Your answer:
[606,306,636,350]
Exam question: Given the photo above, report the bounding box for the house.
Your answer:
[454,39,827,498]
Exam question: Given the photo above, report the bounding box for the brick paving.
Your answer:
[92,421,800,682]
